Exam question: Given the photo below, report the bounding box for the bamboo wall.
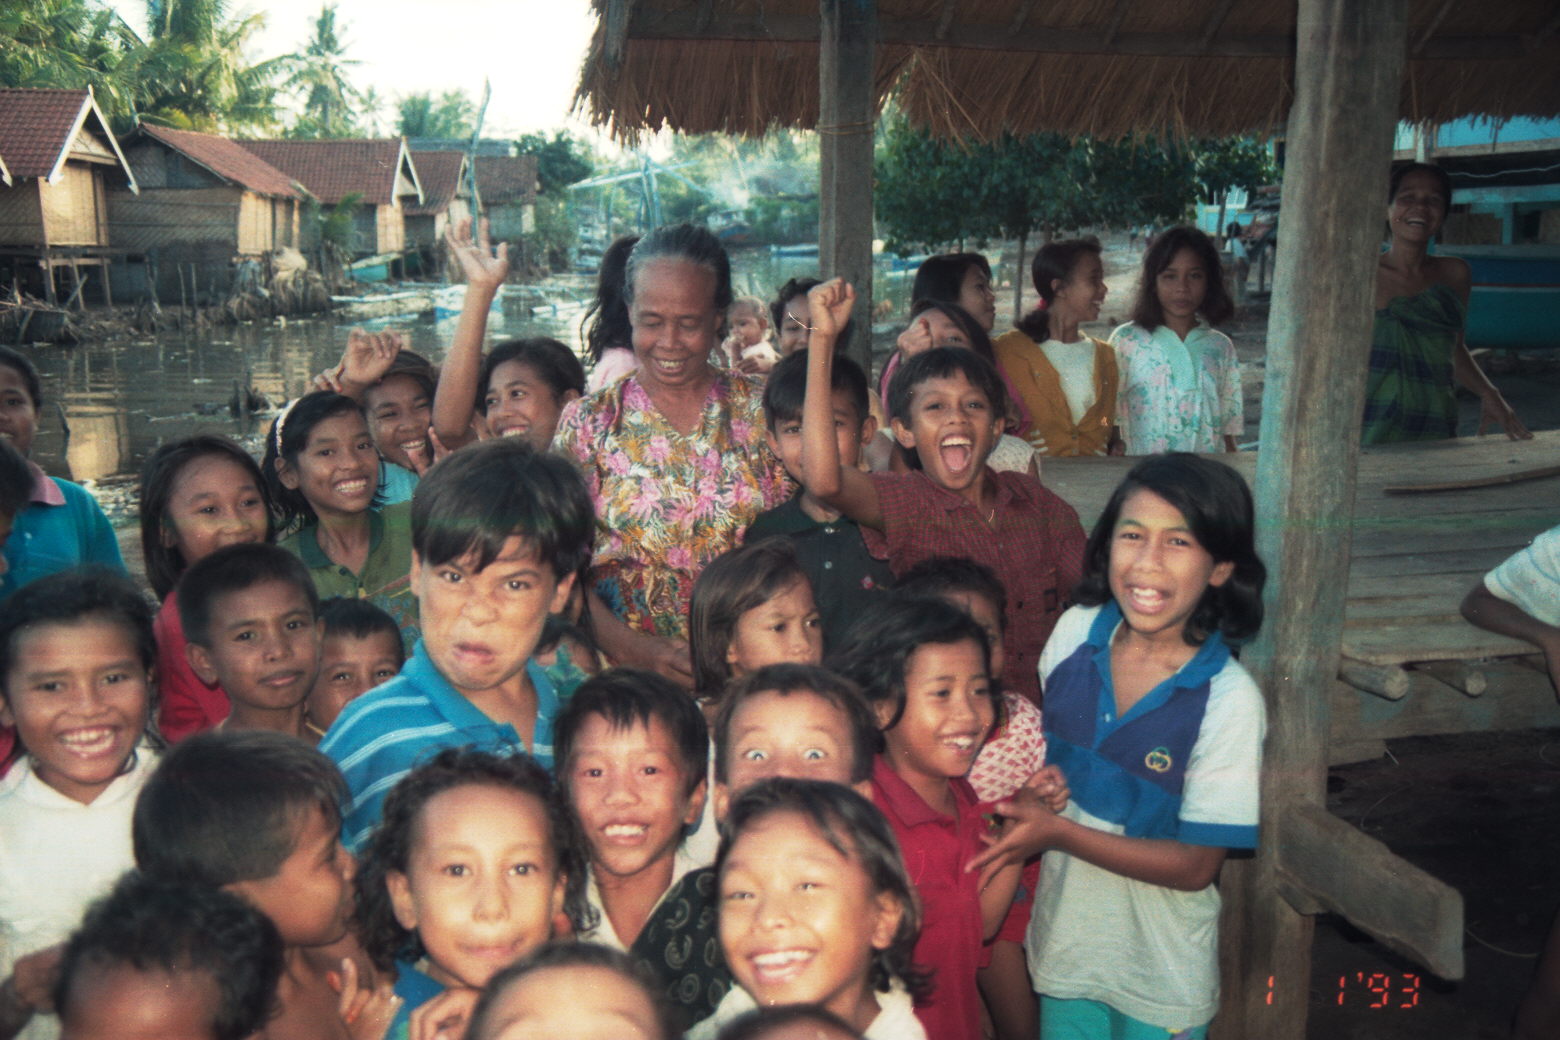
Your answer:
[40,165,106,246]
[376,202,404,254]
[0,182,44,246]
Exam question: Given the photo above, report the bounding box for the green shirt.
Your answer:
[280,502,420,651]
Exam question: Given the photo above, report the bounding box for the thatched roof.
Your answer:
[576,0,1560,141]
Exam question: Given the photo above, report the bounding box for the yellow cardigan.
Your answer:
[994,329,1119,456]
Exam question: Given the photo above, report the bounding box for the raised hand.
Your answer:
[408,987,480,1040]
[338,328,402,393]
[896,316,936,358]
[445,217,509,292]
[805,278,856,342]
[335,956,402,1040]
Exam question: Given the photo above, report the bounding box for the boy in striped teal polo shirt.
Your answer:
[319,439,594,850]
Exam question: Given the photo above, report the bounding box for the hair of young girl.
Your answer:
[353,747,591,973]
[465,941,678,1040]
[688,537,813,701]
[133,729,348,888]
[772,276,856,350]
[53,872,284,1040]
[553,668,710,800]
[729,295,766,319]
[907,299,998,367]
[763,350,869,430]
[717,777,930,1002]
[1389,161,1452,207]
[1014,236,1103,343]
[884,346,1009,428]
[371,350,437,403]
[624,224,733,313]
[0,346,43,409]
[716,1004,862,1040]
[261,390,372,531]
[477,338,586,413]
[318,596,402,657]
[892,556,1010,725]
[1074,452,1267,645]
[0,436,35,518]
[581,234,640,364]
[825,596,989,733]
[911,253,991,307]
[894,556,1008,631]
[1130,226,1235,330]
[177,543,319,649]
[138,435,277,601]
[0,566,157,705]
[711,663,880,786]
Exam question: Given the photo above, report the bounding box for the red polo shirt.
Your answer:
[862,469,1086,704]
[871,756,996,1040]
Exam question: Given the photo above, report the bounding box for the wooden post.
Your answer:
[818,0,875,374]
[1211,0,1409,1037]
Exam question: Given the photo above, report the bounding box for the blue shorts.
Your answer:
[1040,996,1210,1040]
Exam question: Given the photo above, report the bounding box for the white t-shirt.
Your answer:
[0,747,158,1040]
[1484,524,1560,626]
[1026,605,1264,1031]
[1038,338,1098,425]
[687,980,927,1040]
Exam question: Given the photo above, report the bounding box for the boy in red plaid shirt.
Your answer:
[799,280,1085,704]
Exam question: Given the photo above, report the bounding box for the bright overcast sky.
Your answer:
[112,0,600,139]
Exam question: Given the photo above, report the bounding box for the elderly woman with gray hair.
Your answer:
[553,224,790,686]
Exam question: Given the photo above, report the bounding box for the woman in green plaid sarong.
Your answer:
[1365,163,1530,444]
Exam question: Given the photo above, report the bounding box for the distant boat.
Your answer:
[769,243,819,258]
[1455,246,1560,351]
[331,290,432,320]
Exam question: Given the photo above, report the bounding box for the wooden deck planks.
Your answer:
[1040,431,1559,668]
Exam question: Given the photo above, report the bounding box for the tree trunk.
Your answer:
[1012,229,1027,326]
[1216,191,1230,246]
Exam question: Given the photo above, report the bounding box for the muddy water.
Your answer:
[27,247,919,528]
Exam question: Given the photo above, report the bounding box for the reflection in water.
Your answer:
[26,248,914,526]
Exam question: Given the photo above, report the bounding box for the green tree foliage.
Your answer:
[283,4,359,138]
[1,0,282,134]
[1193,136,1277,204]
[396,90,476,140]
[875,119,1199,254]
[515,130,594,193]
[135,0,284,134]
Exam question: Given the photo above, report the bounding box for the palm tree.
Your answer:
[0,0,142,128]
[132,0,283,133]
[284,4,359,138]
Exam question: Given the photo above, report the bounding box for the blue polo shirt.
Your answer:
[1026,602,1265,1030]
[0,468,125,600]
[319,640,561,851]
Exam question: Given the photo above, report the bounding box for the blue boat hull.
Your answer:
[1457,247,1560,351]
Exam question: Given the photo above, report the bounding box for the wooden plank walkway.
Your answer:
[1041,430,1560,668]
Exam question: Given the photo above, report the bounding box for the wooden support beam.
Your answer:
[1412,0,1458,54]
[817,0,875,374]
[603,0,635,70]
[1007,0,1037,35]
[1277,804,1464,979]
[1414,659,1486,697]
[627,7,1521,59]
[1199,0,1239,48]
[934,0,958,40]
[1339,658,1409,700]
[1211,0,1410,1035]
[1101,0,1137,47]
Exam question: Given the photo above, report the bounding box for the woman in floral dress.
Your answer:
[553,224,790,687]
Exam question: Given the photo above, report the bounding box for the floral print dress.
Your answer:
[553,371,790,640]
[1110,322,1243,454]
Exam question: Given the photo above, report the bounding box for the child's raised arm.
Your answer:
[970,788,1227,892]
[431,218,509,451]
[799,279,884,529]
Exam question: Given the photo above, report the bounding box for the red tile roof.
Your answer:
[472,155,539,207]
[138,124,300,198]
[237,138,419,205]
[0,88,99,179]
[407,150,467,215]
